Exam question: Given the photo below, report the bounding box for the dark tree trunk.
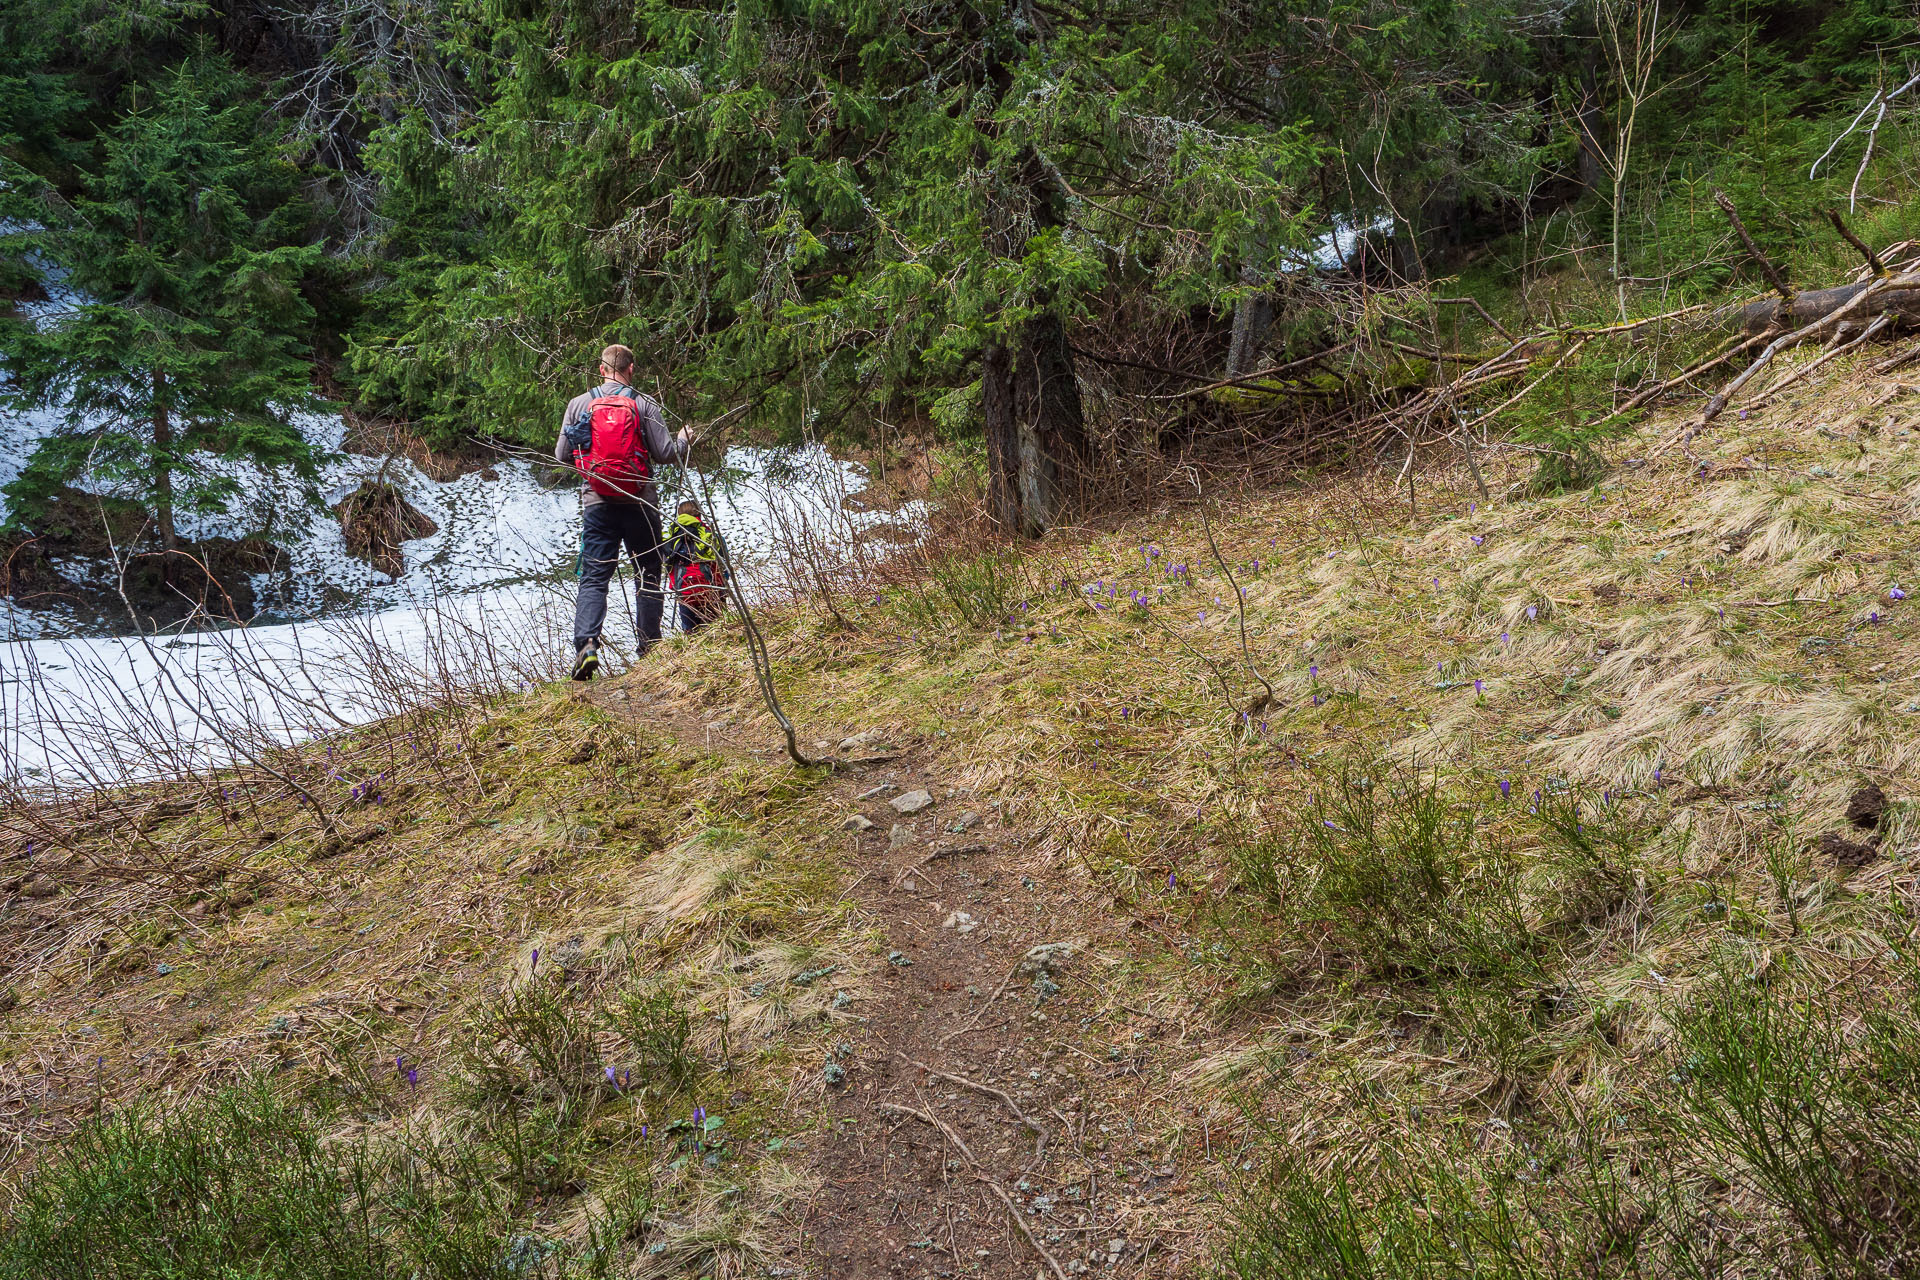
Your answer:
[983,311,1087,538]
[1227,261,1274,377]
[982,342,1020,531]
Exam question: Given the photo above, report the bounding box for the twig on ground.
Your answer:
[1184,467,1274,716]
[902,1055,1049,1159]
[936,962,1024,1048]
[880,1098,1072,1280]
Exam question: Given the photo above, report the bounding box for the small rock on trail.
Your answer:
[889,789,933,814]
[842,815,875,832]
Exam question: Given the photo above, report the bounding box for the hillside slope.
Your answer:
[7,351,1920,1277]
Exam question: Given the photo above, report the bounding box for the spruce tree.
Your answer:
[0,52,325,558]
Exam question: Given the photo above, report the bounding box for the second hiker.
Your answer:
[665,500,728,635]
[556,343,693,680]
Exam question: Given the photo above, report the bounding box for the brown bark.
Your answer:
[981,314,1088,539]
[1727,281,1920,334]
[982,342,1019,532]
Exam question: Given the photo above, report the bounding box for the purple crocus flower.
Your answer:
[395,1054,405,1073]
[1501,631,1510,644]
[1168,871,1176,889]
[607,1066,619,1087]
[1433,577,1440,589]
[1309,664,1318,679]
[1499,779,1510,799]
[1471,535,1484,546]
[1892,587,1909,601]
[1474,679,1484,695]
[530,949,539,973]
[407,1068,418,1090]
[1873,611,1882,623]
[1526,605,1538,621]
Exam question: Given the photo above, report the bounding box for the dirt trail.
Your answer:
[595,681,1202,1277]
[793,753,1197,1279]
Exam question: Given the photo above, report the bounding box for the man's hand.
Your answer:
[677,425,697,451]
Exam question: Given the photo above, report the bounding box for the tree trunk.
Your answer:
[1390,216,1426,284]
[982,312,1087,538]
[152,369,178,560]
[982,342,1020,531]
[1226,262,1274,377]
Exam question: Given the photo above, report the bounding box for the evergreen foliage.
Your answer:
[0,52,326,550]
[4,0,1920,525]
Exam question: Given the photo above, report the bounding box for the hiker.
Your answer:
[665,500,728,634]
[556,343,693,680]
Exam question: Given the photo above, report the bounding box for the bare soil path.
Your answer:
[788,754,1201,1279]
[594,678,1207,1277]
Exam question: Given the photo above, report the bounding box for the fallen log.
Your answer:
[1727,281,1920,334]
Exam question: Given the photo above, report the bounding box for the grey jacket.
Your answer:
[554,381,689,507]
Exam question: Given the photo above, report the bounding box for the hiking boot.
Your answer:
[570,641,601,682]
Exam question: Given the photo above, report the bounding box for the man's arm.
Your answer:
[557,391,592,464]
[640,396,690,467]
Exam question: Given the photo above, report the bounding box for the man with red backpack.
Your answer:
[554,343,693,680]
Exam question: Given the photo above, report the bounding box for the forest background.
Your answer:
[3,0,1920,549]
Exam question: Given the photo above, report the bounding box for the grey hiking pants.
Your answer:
[573,500,666,650]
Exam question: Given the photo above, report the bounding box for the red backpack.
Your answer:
[671,560,727,621]
[573,392,651,498]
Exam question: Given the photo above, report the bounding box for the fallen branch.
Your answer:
[1613,330,1770,417]
[1148,343,1355,400]
[1750,311,1894,408]
[1715,189,1794,307]
[1703,270,1920,423]
[902,1055,1049,1159]
[1828,209,1890,278]
[880,1099,1073,1280]
[1432,295,1514,341]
